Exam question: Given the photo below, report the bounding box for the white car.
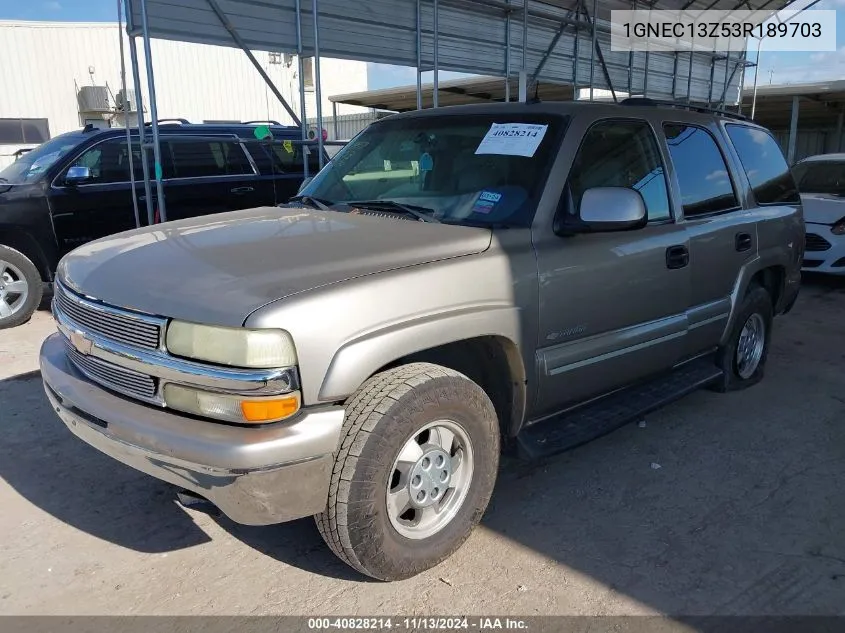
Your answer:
[793,154,845,274]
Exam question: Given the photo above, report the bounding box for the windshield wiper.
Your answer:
[346,199,441,224]
[288,195,335,211]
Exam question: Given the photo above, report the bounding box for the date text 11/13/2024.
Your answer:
[307,617,529,630]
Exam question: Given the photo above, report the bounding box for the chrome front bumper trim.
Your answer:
[40,333,343,525]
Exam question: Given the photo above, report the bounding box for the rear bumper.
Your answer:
[40,333,344,526]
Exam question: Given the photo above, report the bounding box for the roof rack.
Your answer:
[144,118,191,126]
[619,97,749,122]
[243,119,283,126]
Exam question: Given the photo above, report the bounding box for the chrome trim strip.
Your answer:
[54,306,298,397]
[548,330,687,376]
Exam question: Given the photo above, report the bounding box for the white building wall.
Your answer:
[0,20,369,166]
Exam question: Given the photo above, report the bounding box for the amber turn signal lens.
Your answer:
[241,396,300,423]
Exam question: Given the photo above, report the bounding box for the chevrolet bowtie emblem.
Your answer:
[70,330,93,356]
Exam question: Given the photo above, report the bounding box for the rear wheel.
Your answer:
[712,283,773,392]
[315,362,500,581]
[0,245,43,330]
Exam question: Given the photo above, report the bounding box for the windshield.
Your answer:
[0,134,84,185]
[299,113,566,227]
[792,160,845,196]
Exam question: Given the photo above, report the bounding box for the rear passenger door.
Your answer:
[161,137,266,221]
[533,119,691,416]
[661,122,757,355]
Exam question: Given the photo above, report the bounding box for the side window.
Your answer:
[66,139,134,184]
[262,139,321,173]
[164,140,253,179]
[663,123,739,217]
[725,124,800,205]
[567,119,671,221]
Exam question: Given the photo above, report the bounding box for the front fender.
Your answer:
[319,305,521,401]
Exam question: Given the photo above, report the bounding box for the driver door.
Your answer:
[532,118,691,417]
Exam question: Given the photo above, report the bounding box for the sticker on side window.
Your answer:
[475,123,548,157]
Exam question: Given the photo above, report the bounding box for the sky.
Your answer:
[1,0,844,89]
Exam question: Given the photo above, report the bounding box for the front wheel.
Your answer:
[315,363,500,581]
[0,245,43,330]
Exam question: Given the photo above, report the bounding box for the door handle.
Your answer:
[735,232,753,252]
[666,245,689,269]
[230,186,255,194]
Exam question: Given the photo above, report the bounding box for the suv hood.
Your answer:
[801,193,845,225]
[58,207,492,326]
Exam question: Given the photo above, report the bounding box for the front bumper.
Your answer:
[802,224,845,275]
[40,333,344,526]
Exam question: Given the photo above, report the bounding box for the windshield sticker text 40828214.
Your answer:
[475,123,549,158]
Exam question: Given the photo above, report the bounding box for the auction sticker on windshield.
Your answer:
[475,123,548,157]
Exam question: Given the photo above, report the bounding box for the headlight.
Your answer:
[166,321,297,368]
[164,384,301,424]
[832,218,845,235]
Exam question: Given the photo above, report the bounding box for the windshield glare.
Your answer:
[793,161,845,196]
[300,114,565,227]
[0,134,83,185]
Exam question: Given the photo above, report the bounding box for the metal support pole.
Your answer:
[332,101,339,141]
[736,60,747,114]
[582,0,615,102]
[518,0,528,102]
[312,0,324,168]
[750,38,762,119]
[205,0,300,126]
[628,0,635,96]
[588,0,597,100]
[505,0,511,101]
[118,0,140,229]
[416,0,423,109]
[720,48,731,108]
[836,108,844,153]
[671,52,678,99]
[139,0,167,222]
[718,60,741,109]
[295,0,308,177]
[707,55,716,106]
[433,0,440,107]
[686,50,693,103]
[572,4,580,98]
[787,96,799,165]
[128,38,154,226]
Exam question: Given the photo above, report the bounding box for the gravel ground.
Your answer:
[1,276,843,617]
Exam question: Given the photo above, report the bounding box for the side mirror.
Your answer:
[65,166,91,185]
[297,176,313,194]
[566,187,647,234]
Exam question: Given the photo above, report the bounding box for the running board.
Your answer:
[516,358,724,460]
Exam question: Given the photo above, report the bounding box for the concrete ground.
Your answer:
[1,276,843,617]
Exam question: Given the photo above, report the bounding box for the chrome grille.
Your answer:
[805,233,832,252]
[54,283,162,350]
[64,339,158,401]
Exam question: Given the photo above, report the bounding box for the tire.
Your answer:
[0,245,43,330]
[712,283,773,392]
[315,362,500,581]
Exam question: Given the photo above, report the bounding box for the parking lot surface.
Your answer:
[1,276,844,616]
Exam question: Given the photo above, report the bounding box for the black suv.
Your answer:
[0,121,321,328]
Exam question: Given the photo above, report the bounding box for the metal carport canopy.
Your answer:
[125,0,797,106]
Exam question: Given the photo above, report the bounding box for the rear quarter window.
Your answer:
[725,124,800,205]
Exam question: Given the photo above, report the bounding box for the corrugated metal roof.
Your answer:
[125,0,798,104]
